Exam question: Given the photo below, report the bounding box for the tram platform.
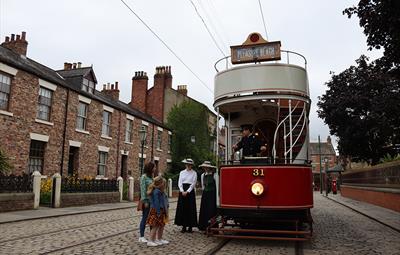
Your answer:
[0,198,179,224]
[323,192,400,232]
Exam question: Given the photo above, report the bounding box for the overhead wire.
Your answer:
[204,0,232,45]
[188,0,226,57]
[257,0,269,40]
[119,0,213,93]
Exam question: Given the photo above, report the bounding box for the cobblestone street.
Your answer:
[0,193,399,255]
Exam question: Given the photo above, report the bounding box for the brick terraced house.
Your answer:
[0,32,172,179]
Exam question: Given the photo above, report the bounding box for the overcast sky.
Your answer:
[0,0,382,149]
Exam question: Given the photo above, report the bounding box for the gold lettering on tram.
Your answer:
[252,169,265,177]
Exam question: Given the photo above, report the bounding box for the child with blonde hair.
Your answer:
[146,176,169,247]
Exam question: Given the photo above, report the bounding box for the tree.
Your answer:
[318,56,400,164]
[166,100,215,175]
[0,148,13,175]
[318,0,400,164]
[344,0,400,68]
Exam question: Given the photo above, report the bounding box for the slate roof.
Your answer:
[0,45,169,129]
[309,142,336,155]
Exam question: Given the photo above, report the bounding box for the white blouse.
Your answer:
[178,169,197,193]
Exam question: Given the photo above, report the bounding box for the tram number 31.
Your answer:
[252,169,265,177]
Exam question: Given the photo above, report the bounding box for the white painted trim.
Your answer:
[156,149,163,152]
[103,105,114,113]
[124,141,134,145]
[138,153,147,158]
[39,79,57,91]
[126,114,135,121]
[154,156,160,161]
[98,145,110,152]
[168,131,172,135]
[0,62,18,75]
[120,150,129,155]
[69,140,81,147]
[35,119,54,126]
[0,110,13,117]
[166,159,172,163]
[75,129,90,135]
[78,95,91,104]
[141,120,149,126]
[157,127,163,132]
[101,135,112,140]
[30,133,49,142]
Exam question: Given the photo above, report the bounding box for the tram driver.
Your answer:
[232,124,267,157]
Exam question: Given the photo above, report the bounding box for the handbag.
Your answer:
[137,196,143,211]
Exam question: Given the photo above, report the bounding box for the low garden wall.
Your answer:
[60,192,120,207]
[0,193,34,212]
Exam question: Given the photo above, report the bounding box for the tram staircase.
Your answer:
[274,106,307,164]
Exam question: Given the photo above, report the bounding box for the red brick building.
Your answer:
[0,32,172,179]
[310,136,337,173]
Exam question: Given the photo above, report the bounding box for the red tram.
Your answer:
[208,33,313,241]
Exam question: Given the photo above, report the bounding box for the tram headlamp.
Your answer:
[251,182,264,196]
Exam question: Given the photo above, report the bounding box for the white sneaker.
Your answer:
[158,239,169,245]
[138,237,147,243]
[147,241,159,247]
[154,240,164,245]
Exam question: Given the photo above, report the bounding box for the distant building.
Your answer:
[0,32,171,179]
[309,136,337,173]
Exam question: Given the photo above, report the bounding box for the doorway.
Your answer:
[67,146,79,176]
[121,155,128,179]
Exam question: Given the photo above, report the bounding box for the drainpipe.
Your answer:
[116,110,122,178]
[151,123,155,161]
[60,89,70,176]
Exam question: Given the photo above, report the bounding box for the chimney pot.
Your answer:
[64,62,68,70]
[77,62,82,68]
[107,82,110,89]
[144,72,147,76]
[103,84,106,90]
[72,63,77,69]
[21,31,26,40]
[135,71,138,77]
[16,35,21,41]
[5,36,10,42]
[115,81,119,90]
[11,34,15,41]
[111,84,115,90]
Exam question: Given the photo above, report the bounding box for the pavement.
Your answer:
[0,198,178,224]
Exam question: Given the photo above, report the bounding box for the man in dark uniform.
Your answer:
[233,124,266,157]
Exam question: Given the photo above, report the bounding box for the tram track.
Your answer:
[0,201,178,244]
[204,238,231,255]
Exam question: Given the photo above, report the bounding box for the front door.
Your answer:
[121,155,128,179]
[67,146,79,176]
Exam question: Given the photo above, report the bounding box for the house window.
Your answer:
[98,151,107,176]
[102,111,111,136]
[125,119,133,143]
[0,73,11,111]
[28,140,46,173]
[157,130,162,149]
[76,102,88,130]
[37,87,53,121]
[82,78,95,94]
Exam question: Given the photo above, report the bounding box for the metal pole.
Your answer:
[325,160,329,197]
[140,141,144,176]
[318,135,323,194]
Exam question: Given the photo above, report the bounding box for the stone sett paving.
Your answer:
[1,194,399,255]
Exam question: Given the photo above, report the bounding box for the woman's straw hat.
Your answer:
[181,158,194,165]
[198,161,216,169]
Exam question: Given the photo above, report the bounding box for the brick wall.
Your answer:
[60,192,119,207]
[0,193,34,212]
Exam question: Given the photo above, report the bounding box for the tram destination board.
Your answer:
[231,41,281,64]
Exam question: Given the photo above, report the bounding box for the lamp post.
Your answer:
[324,157,329,196]
[318,135,323,194]
[139,126,147,176]
[190,136,196,144]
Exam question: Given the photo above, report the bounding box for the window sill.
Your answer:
[95,175,108,180]
[75,129,90,135]
[35,118,54,126]
[156,149,163,152]
[101,135,112,140]
[125,141,134,145]
[0,110,13,117]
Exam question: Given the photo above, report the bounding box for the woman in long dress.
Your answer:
[174,158,198,233]
[198,161,217,231]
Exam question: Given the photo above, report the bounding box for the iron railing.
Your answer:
[0,173,33,193]
[61,178,118,193]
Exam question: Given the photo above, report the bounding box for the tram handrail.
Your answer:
[214,50,307,72]
[286,106,307,158]
[272,100,301,161]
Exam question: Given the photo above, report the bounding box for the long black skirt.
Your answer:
[198,189,217,230]
[174,183,198,227]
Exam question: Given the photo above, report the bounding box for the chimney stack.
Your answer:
[77,62,82,68]
[131,71,148,112]
[1,31,28,56]
[177,85,188,96]
[101,81,120,101]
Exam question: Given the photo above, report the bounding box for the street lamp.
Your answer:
[190,136,196,144]
[324,157,329,196]
[139,126,147,176]
[318,135,323,194]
